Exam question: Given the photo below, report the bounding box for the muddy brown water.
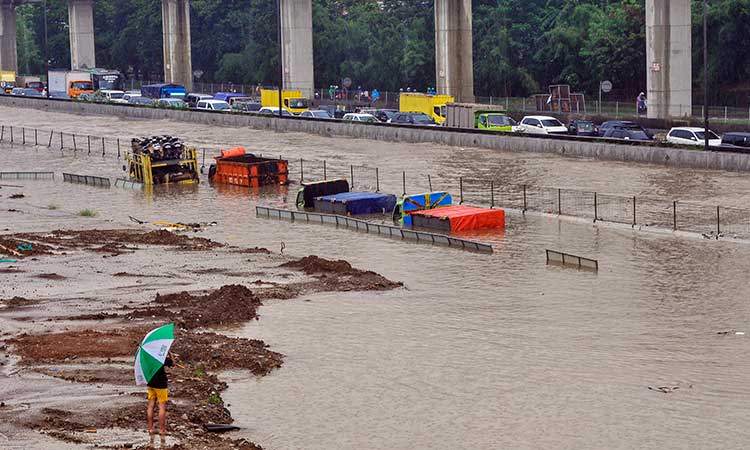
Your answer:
[3,107,750,449]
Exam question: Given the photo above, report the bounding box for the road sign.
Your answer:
[601,80,613,93]
[342,77,352,88]
[651,62,661,72]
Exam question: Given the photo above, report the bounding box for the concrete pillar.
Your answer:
[162,0,192,91]
[280,0,314,99]
[0,1,17,73]
[434,0,474,102]
[68,0,96,69]
[646,0,692,119]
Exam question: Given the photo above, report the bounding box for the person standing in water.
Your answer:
[147,351,174,437]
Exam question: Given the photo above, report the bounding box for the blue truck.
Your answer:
[141,83,187,99]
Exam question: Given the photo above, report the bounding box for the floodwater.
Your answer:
[4,107,750,449]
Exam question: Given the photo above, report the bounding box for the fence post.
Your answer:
[490,181,495,209]
[350,165,354,189]
[460,177,464,204]
[300,158,304,182]
[72,134,77,152]
[101,137,105,155]
[522,98,526,112]
[673,201,677,231]
[616,102,619,118]
[0,125,3,141]
[593,192,598,222]
[87,135,91,154]
[48,130,53,147]
[60,132,63,150]
[523,184,527,213]
[201,149,206,172]
[632,196,637,227]
[323,160,327,180]
[402,171,406,196]
[34,128,38,145]
[375,167,379,192]
[557,188,561,215]
[117,139,121,159]
[22,128,25,145]
[10,126,13,143]
[717,206,721,235]
[428,174,432,192]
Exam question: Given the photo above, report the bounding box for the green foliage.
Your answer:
[14,0,750,100]
[207,392,222,405]
[78,209,98,217]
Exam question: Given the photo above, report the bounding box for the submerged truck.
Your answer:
[399,93,454,124]
[260,89,309,114]
[445,103,515,132]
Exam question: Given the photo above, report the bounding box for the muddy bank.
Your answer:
[1,229,403,449]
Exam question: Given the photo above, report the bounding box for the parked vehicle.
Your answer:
[258,106,293,116]
[128,96,154,106]
[720,132,750,150]
[445,103,514,131]
[157,98,188,109]
[389,112,437,126]
[514,116,568,135]
[213,92,252,104]
[86,69,124,91]
[0,71,15,94]
[185,93,213,108]
[196,99,230,111]
[10,87,42,97]
[359,108,397,123]
[598,120,653,139]
[399,93,453,124]
[260,89,309,114]
[568,119,597,136]
[17,76,43,92]
[602,127,652,141]
[122,91,142,103]
[232,100,262,113]
[99,89,126,103]
[300,110,333,119]
[48,70,95,99]
[666,127,721,147]
[342,113,377,123]
[141,83,187,99]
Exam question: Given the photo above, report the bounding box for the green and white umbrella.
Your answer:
[134,323,175,386]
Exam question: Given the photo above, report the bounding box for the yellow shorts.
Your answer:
[147,387,169,403]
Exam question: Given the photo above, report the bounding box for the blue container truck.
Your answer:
[141,83,187,99]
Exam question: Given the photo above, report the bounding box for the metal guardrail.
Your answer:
[256,205,493,254]
[546,249,598,272]
[62,172,111,188]
[0,171,55,180]
[114,178,144,190]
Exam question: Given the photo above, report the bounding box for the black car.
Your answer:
[598,120,653,139]
[232,100,262,113]
[389,112,436,126]
[362,109,397,123]
[568,119,597,136]
[602,127,652,141]
[719,132,750,152]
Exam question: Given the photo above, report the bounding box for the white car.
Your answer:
[666,127,722,147]
[514,116,569,135]
[196,99,230,112]
[342,113,377,123]
[300,109,333,119]
[100,89,126,103]
[122,92,142,103]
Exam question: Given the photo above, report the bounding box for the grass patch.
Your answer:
[207,392,222,405]
[47,204,59,210]
[78,209,98,217]
[193,365,205,378]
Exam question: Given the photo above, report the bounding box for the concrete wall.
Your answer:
[280,0,314,99]
[646,0,692,119]
[0,2,17,73]
[68,0,96,70]
[434,0,474,102]
[4,95,750,173]
[162,0,192,91]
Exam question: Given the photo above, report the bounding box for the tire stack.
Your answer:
[131,136,185,161]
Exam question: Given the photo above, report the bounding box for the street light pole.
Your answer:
[276,0,283,119]
[703,0,709,151]
[43,0,49,98]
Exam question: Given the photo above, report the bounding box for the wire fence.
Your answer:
[3,123,750,239]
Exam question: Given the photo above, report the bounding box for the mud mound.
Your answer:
[173,331,282,375]
[0,236,54,258]
[11,229,222,253]
[9,328,146,362]
[35,273,66,280]
[153,285,262,328]
[281,255,353,274]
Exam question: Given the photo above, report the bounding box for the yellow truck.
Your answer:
[260,89,309,114]
[399,93,454,124]
[0,71,16,94]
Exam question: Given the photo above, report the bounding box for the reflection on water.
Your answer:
[3,111,750,450]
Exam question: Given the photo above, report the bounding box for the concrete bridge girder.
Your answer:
[69,0,95,69]
[162,0,192,90]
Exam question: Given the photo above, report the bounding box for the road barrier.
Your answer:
[0,171,55,180]
[114,178,144,190]
[256,205,494,254]
[62,173,111,188]
[546,250,598,272]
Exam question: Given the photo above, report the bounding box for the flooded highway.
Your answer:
[3,106,750,450]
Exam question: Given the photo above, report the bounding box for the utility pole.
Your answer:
[277,0,283,119]
[703,0,709,151]
[43,0,49,98]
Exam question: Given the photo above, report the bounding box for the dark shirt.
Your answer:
[147,357,173,389]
